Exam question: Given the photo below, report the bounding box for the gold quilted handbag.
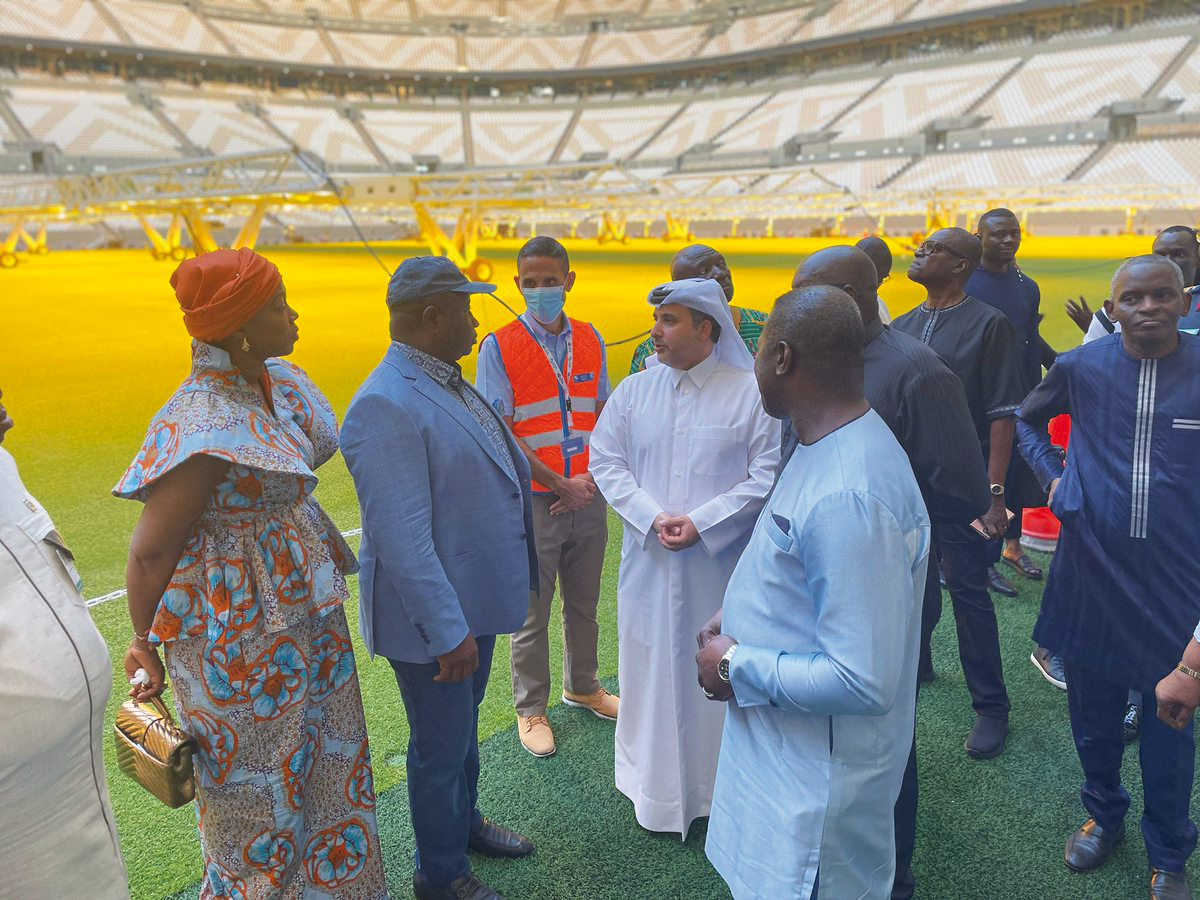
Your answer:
[113,695,197,808]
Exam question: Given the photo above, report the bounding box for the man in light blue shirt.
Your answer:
[698,285,930,900]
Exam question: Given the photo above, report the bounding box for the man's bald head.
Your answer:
[671,244,733,301]
[855,236,893,287]
[755,285,864,419]
[791,245,880,325]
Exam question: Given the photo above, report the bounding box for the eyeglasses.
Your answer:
[915,239,968,260]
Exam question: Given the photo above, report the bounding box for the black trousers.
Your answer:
[925,523,1010,719]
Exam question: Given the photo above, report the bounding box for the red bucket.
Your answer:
[1021,414,1070,551]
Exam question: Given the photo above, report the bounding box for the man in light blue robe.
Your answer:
[698,286,931,900]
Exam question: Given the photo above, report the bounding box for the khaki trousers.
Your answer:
[511,493,608,716]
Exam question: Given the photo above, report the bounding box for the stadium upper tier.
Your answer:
[0,0,1103,74]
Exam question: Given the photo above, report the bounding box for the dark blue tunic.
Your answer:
[967,265,1042,391]
[1017,333,1200,687]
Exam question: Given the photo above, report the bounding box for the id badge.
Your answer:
[561,436,585,458]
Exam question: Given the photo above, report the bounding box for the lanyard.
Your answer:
[517,314,574,430]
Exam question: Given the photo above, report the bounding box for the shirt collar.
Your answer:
[667,346,720,389]
[394,341,463,389]
[520,313,571,341]
[863,317,886,345]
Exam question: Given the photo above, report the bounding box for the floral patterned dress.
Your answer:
[115,341,387,899]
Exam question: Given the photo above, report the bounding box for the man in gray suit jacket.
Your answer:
[341,256,539,900]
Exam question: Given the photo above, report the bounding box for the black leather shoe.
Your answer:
[1150,868,1194,899]
[986,565,1018,597]
[413,872,502,900]
[1064,818,1124,872]
[964,714,1007,759]
[468,817,535,859]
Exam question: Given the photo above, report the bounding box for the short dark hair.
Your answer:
[517,236,570,273]
[769,286,864,393]
[688,308,722,343]
[979,208,1019,228]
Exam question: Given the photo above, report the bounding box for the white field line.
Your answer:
[84,527,363,608]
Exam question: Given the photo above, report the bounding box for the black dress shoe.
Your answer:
[468,817,535,859]
[1064,818,1124,872]
[1151,868,1194,899]
[986,565,1018,597]
[413,872,502,900]
[964,714,1007,759]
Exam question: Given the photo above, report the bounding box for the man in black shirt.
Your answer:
[788,245,990,900]
[893,227,1025,761]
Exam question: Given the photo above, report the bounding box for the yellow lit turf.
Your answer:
[2,238,1187,899]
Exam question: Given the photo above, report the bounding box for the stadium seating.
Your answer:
[975,36,1191,127]
[156,94,282,157]
[96,0,226,55]
[888,146,1098,191]
[713,78,883,153]
[1077,138,1200,187]
[213,19,337,66]
[560,102,686,163]
[330,31,459,70]
[583,24,710,68]
[470,108,575,167]
[5,83,178,158]
[0,0,122,44]
[359,107,467,165]
[258,102,376,166]
[698,9,808,58]
[634,94,768,160]
[463,35,589,72]
[832,57,1020,141]
[1159,43,1200,113]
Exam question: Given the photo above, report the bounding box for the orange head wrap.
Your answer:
[170,248,283,343]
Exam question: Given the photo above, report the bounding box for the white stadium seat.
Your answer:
[156,94,282,156]
[584,25,709,68]
[714,78,886,153]
[99,0,228,55]
[561,103,686,162]
[469,108,575,167]
[1077,139,1200,187]
[260,103,377,165]
[211,19,336,66]
[360,107,467,165]
[464,35,588,72]
[329,30,458,70]
[1158,45,1200,113]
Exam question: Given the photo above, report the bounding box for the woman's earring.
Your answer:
[241,337,251,353]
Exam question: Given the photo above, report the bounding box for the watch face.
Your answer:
[991,484,1004,495]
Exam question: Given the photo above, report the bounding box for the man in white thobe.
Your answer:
[697,286,930,899]
[590,278,778,836]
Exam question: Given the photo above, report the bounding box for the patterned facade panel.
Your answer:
[888,145,1096,190]
[976,37,1190,127]
[0,0,124,43]
[103,0,226,54]
[584,25,709,68]
[361,107,466,164]
[464,35,588,71]
[833,57,1018,140]
[157,94,281,155]
[212,18,336,65]
[352,0,414,18]
[262,104,377,165]
[499,0,565,19]
[1077,139,1200,186]
[700,9,806,57]
[562,103,684,161]
[715,78,882,153]
[330,30,458,70]
[634,94,765,160]
[469,108,574,165]
[6,85,179,157]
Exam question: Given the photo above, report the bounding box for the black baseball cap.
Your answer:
[386,256,495,309]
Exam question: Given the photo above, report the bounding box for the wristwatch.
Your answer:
[990,483,1005,496]
[718,644,738,683]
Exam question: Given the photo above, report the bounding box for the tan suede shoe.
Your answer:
[562,687,619,721]
[517,714,555,757]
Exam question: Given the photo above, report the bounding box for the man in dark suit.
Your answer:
[341,257,539,900]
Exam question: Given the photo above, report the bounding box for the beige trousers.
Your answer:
[511,493,608,716]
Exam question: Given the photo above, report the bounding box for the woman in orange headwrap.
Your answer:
[115,249,388,898]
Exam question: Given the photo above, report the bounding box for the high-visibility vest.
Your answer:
[493,316,603,493]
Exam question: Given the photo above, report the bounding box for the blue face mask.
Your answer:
[522,285,566,325]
